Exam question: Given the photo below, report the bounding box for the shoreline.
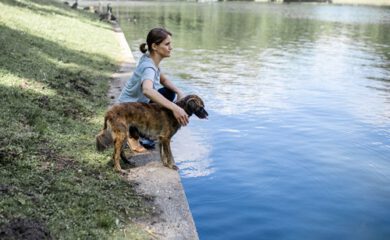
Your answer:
[110,22,199,240]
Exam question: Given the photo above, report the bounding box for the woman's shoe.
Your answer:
[139,138,155,149]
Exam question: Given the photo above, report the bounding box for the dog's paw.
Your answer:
[163,164,179,171]
[119,169,129,176]
[114,168,128,175]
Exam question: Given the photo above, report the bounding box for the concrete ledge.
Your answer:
[110,23,199,240]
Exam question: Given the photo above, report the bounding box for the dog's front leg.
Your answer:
[159,140,168,167]
[165,140,178,170]
[160,138,178,170]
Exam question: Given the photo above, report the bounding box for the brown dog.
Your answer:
[96,95,208,172]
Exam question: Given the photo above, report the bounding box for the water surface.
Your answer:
[116,2,390,239]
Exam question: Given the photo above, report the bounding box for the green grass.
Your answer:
[0,0,152,239]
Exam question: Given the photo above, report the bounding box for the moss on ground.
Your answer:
[0,0,152,239]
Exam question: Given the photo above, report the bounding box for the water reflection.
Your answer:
[116,2,390,239]
[118,0,390,174]
[171,124,214,178]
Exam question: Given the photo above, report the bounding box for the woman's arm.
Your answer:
[160,73,185,101]
[142,79,189,126]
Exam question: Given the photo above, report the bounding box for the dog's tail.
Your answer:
[96,115,113,152]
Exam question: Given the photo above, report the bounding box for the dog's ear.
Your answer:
[187,99,197,115]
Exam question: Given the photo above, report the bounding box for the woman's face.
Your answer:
[153,35,173,58]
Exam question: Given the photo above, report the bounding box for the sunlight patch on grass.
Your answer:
[0,0,152,239]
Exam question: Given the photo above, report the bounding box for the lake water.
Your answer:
[116,2,390,239]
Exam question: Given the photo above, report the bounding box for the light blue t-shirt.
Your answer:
[118,54,160,103]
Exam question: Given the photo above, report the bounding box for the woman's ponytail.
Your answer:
[139,43,148,53]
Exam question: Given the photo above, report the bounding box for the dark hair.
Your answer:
[139,27,172,53]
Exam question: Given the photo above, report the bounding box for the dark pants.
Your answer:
[157,87,176,102]
[129,87,176,138]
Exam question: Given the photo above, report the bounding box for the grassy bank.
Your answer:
[0,0,152,239]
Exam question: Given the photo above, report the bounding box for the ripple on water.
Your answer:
[120,3,390,239]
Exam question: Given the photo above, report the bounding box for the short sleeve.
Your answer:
[141,67,156,83]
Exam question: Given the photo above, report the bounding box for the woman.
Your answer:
[118,27,189,152]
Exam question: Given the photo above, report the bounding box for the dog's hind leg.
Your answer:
[112,128,127,173]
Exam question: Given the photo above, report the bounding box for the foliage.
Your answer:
[0,0,151,239]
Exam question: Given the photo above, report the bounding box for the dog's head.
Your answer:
[179,95,208,119]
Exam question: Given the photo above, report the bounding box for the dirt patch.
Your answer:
[0,218,52,240]
[37,143,76,171]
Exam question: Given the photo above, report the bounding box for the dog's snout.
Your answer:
[195,108,208,119]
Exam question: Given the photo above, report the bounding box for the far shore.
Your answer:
[79,0,390,6]
[318,0,390,5]
[254,0,390,5]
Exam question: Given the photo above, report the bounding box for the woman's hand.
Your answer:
[173,105,189,126]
